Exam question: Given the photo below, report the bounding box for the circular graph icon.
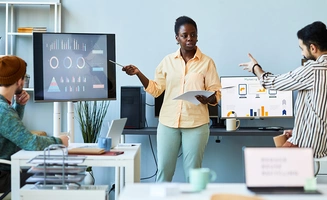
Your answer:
[63,56,72,69]
[76,57,85,69]
[227,111,237,117]
[49,56,59,69]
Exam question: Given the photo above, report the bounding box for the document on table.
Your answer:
[173,90,214,105]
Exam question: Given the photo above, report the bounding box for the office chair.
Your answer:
[314,156,327,183]
[210,193,263,200]
[0,159,11,200]
[0,131,46,200]
[0,130,46,200]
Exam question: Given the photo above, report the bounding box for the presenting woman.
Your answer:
[122,16,221,182]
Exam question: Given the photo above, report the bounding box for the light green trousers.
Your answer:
[156,122,210,182]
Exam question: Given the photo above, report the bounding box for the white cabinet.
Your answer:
[1,1,61,89]
[21,185,109,200]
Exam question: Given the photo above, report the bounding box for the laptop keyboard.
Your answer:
[249,187,321,195]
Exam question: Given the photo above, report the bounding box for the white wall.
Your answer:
[59,0,327,186]
[1,0,327,197]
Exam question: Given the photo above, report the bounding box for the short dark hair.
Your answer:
[297,21,327,51]
[174,16,197,35]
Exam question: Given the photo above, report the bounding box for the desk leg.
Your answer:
[134,146,141,182]
[115,166,120,200]
[125,146,141,184]
[11,159,20,200]
[120,166,124,188]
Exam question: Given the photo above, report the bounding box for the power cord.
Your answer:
[146,103,154,106]
[141,134,158,180]
[109,184,115,194]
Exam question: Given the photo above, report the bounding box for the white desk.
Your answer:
[118,183,327,200]
[11,143,141,200]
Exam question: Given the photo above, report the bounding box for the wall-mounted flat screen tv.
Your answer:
[33,32,116,102]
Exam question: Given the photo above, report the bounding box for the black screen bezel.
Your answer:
[33,32,116,102]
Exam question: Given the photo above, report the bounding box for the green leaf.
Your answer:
[75,101,110,143]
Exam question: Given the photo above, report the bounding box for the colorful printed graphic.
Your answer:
[221,77,293,118]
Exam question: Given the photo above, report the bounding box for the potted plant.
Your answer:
[75,100,110,184]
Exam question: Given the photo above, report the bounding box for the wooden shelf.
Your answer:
[0,2,60,6]
[7,32,33,36]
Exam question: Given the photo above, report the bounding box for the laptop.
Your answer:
[243,147,320,194]
[105,118,127,149]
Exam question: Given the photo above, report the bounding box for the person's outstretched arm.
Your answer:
[122,65,149,88]
[239,53,265,78]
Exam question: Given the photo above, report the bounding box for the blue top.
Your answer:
[0,95,62,171]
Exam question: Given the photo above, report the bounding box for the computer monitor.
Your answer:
[33,32,116,102]
[220,76,293,119]
[208,103,225,128]
[208,104,218,117]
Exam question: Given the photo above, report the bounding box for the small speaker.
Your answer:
[121,86,145,129]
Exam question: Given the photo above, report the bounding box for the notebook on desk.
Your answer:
[243,147,320,194]
[105,118,127,149]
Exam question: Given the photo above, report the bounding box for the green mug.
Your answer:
[189,168,217,191]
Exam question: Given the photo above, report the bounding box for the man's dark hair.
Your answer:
[174,16,197,35]
[297,21,327,51]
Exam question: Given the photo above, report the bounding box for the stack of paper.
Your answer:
[68,147,105,155]
[173,90,214,105]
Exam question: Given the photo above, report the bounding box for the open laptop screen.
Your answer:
[244,147,314,188]
[105,118,127,148]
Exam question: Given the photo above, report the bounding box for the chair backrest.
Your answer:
[0,192,11,200]
[314,156,327,176]
[0,159,11,200]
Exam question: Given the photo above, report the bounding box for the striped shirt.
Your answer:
[145,47,221,128]
[260,54,327,158]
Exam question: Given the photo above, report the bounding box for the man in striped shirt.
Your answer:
[239,21,327,158]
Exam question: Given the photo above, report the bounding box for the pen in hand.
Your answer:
[109,60,125,68]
